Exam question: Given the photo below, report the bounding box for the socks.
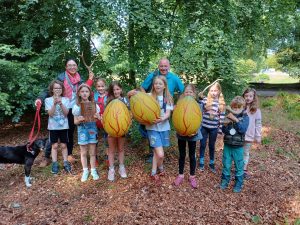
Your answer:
[109,166,114,171]
[151,169,157,176]
[158,165,164,172]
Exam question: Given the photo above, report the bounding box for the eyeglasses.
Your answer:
[66,64,77,68]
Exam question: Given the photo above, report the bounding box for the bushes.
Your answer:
[261,92,300,120]
[0,59,48,122]
[253,73,270,83]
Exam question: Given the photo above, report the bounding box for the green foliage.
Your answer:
[264,55,282,70]
[277,92,300,120]
[261,98,276,108]
[253,73,270,83]
[261,137,272,145]
[236,59,257,78]
[252,215,262,224]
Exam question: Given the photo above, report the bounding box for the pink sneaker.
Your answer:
[189,176,198,189]
[173,175,184,186]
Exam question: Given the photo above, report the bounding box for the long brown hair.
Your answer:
[107,81,124,104]
[75,84,94,105]
[242,87,259,114]
[206,82,225,112]
[150,75,173,105]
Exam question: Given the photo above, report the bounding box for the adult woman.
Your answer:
[36,58,94,166]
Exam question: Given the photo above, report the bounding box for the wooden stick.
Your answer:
[201,78,223,93]
[79,52,95,73]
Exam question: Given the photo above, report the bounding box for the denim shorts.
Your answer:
[77,122,98,145]
[147,130,170,148]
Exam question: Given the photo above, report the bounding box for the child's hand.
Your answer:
[78,116,85,123]
[153,117,163,124]
[127,90,137,98]
[198,92,204,100]
[226,113,238,122]
[94,113,100,120]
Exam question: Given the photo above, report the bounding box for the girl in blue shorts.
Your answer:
[72,84,101,182]
[146,75,173,185]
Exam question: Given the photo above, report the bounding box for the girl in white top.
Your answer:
[146,75,173,185]
[45,80,71,174]
[242,88,262,179]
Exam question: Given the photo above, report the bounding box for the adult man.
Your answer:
[128,58,184,97]
[128,58,184,162]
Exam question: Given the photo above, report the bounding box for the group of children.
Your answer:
[45,75,262,193]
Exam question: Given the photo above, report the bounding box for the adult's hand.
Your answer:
[88,71,94,80]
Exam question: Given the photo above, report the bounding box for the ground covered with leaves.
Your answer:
[0,106,299,225]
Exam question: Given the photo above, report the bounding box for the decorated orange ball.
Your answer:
[130,92,160,125]
[102,99,131,137]
[172,96,202,136]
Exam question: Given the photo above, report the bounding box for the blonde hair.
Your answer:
[76,84,94,105]
[150,75,173,105]
[242,88,259,114]
[230,96,246,109]
[179,84,197,99]
[206,82,225,112]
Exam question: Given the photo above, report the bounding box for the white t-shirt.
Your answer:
[72,103,100,117]
[146,95,173,132]
[45,97,70,130]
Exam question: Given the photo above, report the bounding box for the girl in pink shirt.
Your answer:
[242,88,262,179]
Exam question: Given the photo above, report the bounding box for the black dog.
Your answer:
[0,138,48,187]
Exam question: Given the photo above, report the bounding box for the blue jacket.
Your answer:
[222,110,249,147]
[141,70,184,96]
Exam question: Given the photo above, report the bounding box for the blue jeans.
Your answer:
[199,127,218,165]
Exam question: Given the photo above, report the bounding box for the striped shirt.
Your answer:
[201,97,225,130]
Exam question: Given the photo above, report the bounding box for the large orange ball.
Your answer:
[102,99,131,137]
[172,96,202,136]
[130,92,160,125]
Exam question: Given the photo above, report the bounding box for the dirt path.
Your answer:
[0,115,299,224]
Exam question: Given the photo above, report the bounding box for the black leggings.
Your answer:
[178,139,196,176]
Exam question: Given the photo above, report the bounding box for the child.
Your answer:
[146,75,173,185]
[106,81,130,181]
[199,82,226,173]
[45,80,71,174]
[72,84,101,182]
[173,84,203,189]
[94,78,108,165]
[220,96,249,193]
[242,88,262,179]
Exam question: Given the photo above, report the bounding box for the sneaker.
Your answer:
[51,162,59,174]
[189,176,198,189]
[81,169,89,182]
[39,157,51,167]
[151,174,161,186]
[91,169,100,180]
[63,161,71,173]
[209,164,216,174]
[67,155,76,164]
[199,164,204,171]
[108,168,115,181]
[118,166,127,178]
[173,175,184,186]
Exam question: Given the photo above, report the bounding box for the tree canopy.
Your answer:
[0,0,298,121]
